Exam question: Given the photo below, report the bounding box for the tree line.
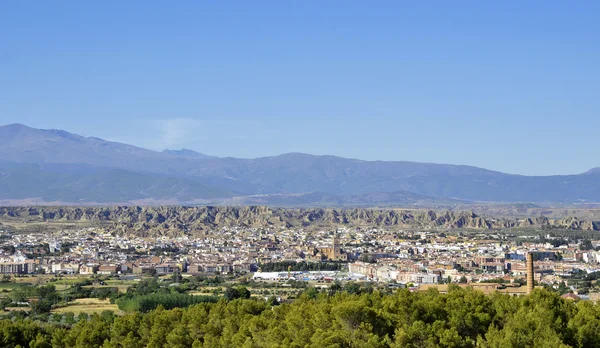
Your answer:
[116,292,218,313]
[258,261,347,272]
[1,286,600,347]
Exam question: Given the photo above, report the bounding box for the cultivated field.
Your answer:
[51,298,120,315]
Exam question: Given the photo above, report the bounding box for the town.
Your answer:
[2,223,600,302]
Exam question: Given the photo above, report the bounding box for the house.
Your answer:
[51,263,79,274]
[80,264,98,275]
[561,292,581,301]
[232,262,253,273]
[120,262,136,274]
[0,261,36,274]
[186,263,203,275]
[155,264,178,275]
[397,272,440,284]
[97,265,118,275]
[133,264,155,275]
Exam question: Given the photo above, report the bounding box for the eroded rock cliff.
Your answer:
[0,206,598,236]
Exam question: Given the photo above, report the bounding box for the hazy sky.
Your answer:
[1,2,598,175]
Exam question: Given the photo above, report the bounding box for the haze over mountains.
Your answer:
[0,123,599,206]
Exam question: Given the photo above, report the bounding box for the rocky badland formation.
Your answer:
[0,206,598,236]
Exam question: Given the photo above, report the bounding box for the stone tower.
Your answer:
[332,233,341,259]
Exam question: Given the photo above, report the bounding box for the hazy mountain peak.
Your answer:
[584,168,600,175]
[163,148,215,159]
[0,123,34,134]
[0,123,83,142]
[46,129,85,142]
[3,123,30,130]
[0,123,172,167]
[0,123,39,145]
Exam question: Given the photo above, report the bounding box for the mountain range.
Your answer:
[0,123,599,206]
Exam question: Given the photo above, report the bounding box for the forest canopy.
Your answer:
[1,286,599,348]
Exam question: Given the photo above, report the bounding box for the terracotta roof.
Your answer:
[561,293,581,301]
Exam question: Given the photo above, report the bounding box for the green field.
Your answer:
[51,298,120,315]
[0,282,32,291]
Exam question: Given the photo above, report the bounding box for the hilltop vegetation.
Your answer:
[1,287,600,347]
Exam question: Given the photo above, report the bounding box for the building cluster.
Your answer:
[0,226,598,295]
[347,232,600,290]
[0,227,351,276]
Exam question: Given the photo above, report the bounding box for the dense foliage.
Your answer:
[258,261,347,272]
[116,293,218,313]
[0,286,600,347]
[3,284,60,314]
[114,278,218,312]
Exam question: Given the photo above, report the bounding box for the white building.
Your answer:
[397,272,440,284]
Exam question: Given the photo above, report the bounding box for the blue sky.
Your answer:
[1,1,598,175]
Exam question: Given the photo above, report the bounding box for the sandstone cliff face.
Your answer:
[0,206,598,236]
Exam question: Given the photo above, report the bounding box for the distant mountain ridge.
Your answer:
[162,148,216,159]
[212,191,467,207]
[0,123,599,205]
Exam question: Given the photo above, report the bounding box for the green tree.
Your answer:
[29,333,51,348]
